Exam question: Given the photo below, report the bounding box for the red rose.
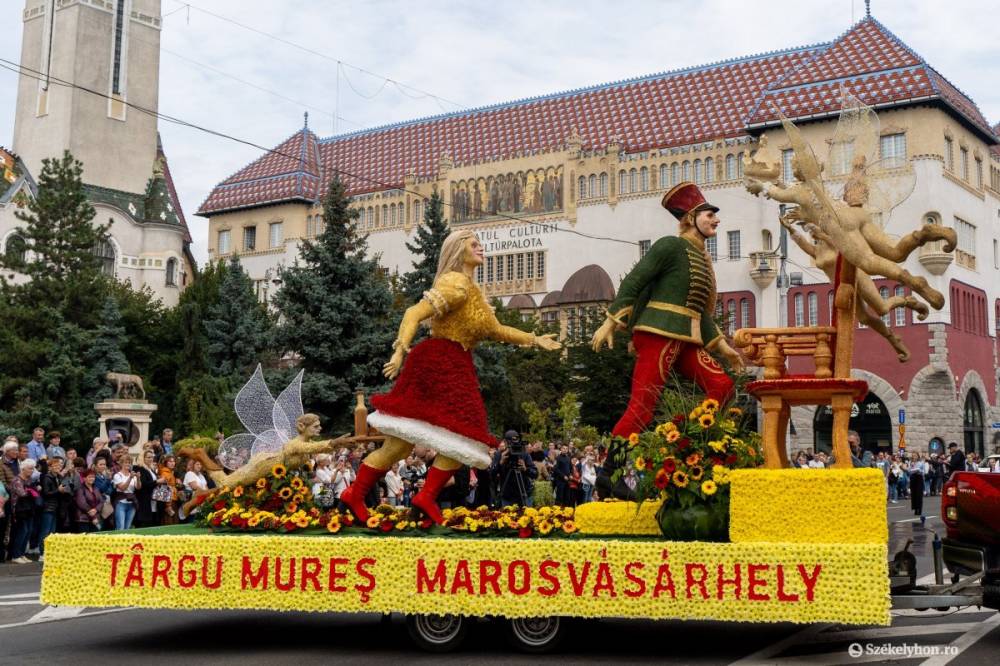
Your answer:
[672,414,685,425]
[654,469,669,489]
[210,516,223,527]
[677,438,691,451]
[711,456,724,466]
[194,494,208,506]
[662,458,677,473]
[518,527,533,538]
[212,500,226,511]
[380,520,394,532]
[726,454,738,465]
[283,521,296,532]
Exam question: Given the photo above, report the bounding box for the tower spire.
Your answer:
[303,111,309,129]
[865,0,871,17]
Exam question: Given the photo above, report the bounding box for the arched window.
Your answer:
[165,257,177,287]
[381,204,388,227]
[578,175,586,199]
[725,154,736,180]
[736,152,744,178]
[964,389,984,456]
[366,207,374,229]
[682,161,691,181]
[600,172,608,196]
[660,164,669,188]
[4,233,26,265]
[807,292,818,326]
[894,286,906,326]
[390,203,397,226]
[640,166,649,192]
[828,291,834,321]
[705,157,714,183]
[794,293,804,326]
[762,229,773,251]
[740,298,750,329]
[93,237,116,276]
[629,168,638,193]
[306,215,315,237]
[880,286,891,324]
[671,163,679,185]
[588,174,596,198]
[619,170,627,194]
[727,300,737,335]
[693,159,703,183]
[413,200,422,224]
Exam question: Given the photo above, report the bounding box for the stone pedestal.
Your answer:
[95,400,158,458]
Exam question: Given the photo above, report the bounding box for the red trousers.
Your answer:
[611,330,734,439]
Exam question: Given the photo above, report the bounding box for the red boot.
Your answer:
[339,463,385,523]
[410,466,457,525]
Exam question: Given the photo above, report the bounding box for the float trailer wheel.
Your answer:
[506,616,566,653]
[405,614,468,653]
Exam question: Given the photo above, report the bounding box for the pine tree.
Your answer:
[204,255,273,378]
[400,191,450,302]
[272,177,396,429]
[83,296,131,402]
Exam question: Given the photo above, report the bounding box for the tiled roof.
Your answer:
[158,137,192,243]
[198,17,995,217]
[748,18,995,139]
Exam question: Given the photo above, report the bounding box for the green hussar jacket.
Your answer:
[607,235,723,347]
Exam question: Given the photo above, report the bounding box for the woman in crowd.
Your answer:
[111,458,140,530]
[39,456,65,560]
[75,469,104,532]
[580,452,597,504]
[183,459,208,494]
[8,459,40,564]
[156,454,179,525]
[133,448,159,528]
[384,460,404,507]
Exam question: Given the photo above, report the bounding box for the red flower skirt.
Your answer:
[368,338,498,469]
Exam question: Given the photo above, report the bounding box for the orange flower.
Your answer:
[685,453,702,466]
[628,433,640,447]
[654,469,670,489]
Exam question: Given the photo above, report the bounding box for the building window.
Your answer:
[165,257,177,287]
[725,154,736,180]
[807,292,818,326]
[945,136,954,170]
[93,238,116,276]
[671,163,680,185]
[694,159,703,184]
[727,230,740,261]
[526,252,534,278]
[830,140,854,176]
[495,254,504,281]
[306,215,315,237]
[639,239,651,258]
[516,253,524,280]
[486,256,494,282]
[762,229,773,251]
[381,205,387,227]
[705,236,718,261]
[269,222,283,248]
[243,226,256,252]
[536,251,545,278]
[506,255,514,281]
[892,285,905,326]
[960,147,969,181]
[781,149,794,183]
[630,168,638,193]
[640,167,649,192]
[737,152,744,178]
[955,217,976,269]
[994,239,998,269]
[794,293,804,326]
[740,298,750,329]
[976,158,983,189]
[413,200,422,225]
[578,175,586,199]
[218,229,231,255]
[879,133,906,169]
[475,265,483,283]
[727,300,737,335]
[3,233,26,265]
[111,0,127,95]
[600,173,608,196]
[682,161,691,181]
[619,170,627,194]
[389,204,396,226]
[589,174,596,198]
[828,291,834,321]
[705,157,714,183]
[880,286,891,324]
[660,164,669,188]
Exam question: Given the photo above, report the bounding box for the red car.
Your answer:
[941,471,1000,608]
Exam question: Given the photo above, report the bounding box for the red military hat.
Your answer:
[661,181,719,220]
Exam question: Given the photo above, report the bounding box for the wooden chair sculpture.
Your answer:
[733,257,867,469]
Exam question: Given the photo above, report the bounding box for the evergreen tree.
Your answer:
[400,191,449,302]
[83,296,131,402]
[204,255,273,378]
[566,309,633,434]
[272,177,396,429]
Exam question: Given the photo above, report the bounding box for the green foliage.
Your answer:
[176,375,242,438]
[272,177,396,430]
[174,435,220,458]
[399,191,449,303]
[555,392,581,442]
[84,296,130,402]
[204,255,273,378]
[521,400,550,442]
[566,309,633,434]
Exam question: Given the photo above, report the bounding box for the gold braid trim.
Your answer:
[422,288,449,317]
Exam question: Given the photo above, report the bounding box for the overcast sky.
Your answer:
[1,0,998,266]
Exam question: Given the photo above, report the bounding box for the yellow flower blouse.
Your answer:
[423,272,534,350]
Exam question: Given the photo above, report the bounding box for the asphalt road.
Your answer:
[1,500,998,664]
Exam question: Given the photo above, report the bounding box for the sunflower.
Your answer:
[685,452,702,466]
[255,478,267,489]
[688,407,703,420]
[701,480,718,496]
[666,430,681,443]
[698,413,715,429]
[689,465,704,481]
[290,477,304,489]
[271,464,287,478]
[672,471,689,488]
[278,487,293,499]
[233,485,244,498]
[634,457,646,471]
[537,520,554,535]
[366,516,381,529]
[701,398,720,413]
[628,432,640,446]
[293,493,305,504]
[709,439,726,453]
[727,407,743,417]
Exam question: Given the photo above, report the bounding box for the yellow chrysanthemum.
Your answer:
[712,465,731,484]
[672,471,689,488]
[271,464,287,478]
[701,480,718,496]
[537,520,553,535]
[634,457,646,471]
[698,413,715,428]
[688,407,703,420]
[255,478,267,489]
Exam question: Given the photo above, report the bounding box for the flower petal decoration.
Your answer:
[271,369,305,442]
[233,364,277,436]
[218,433,256,471]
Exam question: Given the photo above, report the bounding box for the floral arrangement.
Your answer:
[613,397,765,540]
[195,464,319,533]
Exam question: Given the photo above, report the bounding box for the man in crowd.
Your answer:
[161,429,175,457]
[46,431,66,460]
[849,431,874,468]
[552,444,573,505]
[26,427,46,462]
[491,432,537,507]
[946,442,966,480]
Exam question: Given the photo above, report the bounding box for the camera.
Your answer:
[504,430,525,456]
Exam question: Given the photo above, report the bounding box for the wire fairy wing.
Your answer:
[233,364,276,436]
[250,429,285,458]
[272,369,305,441]
[218,433,256,471]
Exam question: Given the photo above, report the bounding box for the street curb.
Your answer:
[1,562,43,577]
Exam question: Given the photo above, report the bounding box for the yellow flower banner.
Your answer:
[729,469,888,544]
[41,533,889,625]
[574,501,661,536]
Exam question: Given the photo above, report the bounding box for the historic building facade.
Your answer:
[199,17,1000,458]
[1,0,194,306]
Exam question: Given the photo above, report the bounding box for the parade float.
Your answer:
[40,100,957,653]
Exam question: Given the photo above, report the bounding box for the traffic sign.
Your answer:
[898,409,905,424]
[992,422,1000,429]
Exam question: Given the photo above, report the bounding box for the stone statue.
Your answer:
[106,372,146,400]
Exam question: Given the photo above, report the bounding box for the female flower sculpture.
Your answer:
[339,229,561,523]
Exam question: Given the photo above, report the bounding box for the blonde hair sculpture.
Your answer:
[434,229,477,283]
